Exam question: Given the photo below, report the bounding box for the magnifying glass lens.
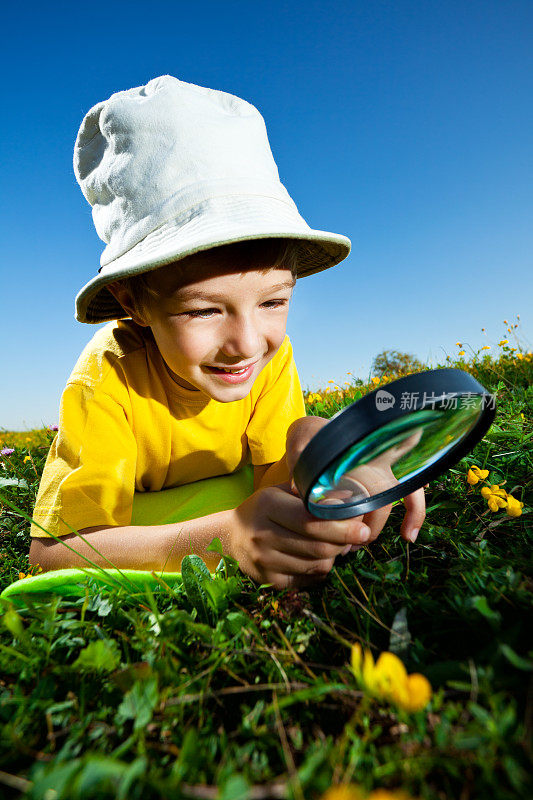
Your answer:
[309,396,484,508]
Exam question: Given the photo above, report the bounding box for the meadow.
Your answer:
[0,329,531,800]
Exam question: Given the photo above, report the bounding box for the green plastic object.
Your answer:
[0,567,187,606]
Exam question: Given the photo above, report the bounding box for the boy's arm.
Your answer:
[28,510,236,574]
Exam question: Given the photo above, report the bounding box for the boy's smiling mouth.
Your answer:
[205,362,257,383]
[206,362,256,373]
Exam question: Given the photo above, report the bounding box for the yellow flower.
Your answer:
[371,377,380,384]
[458,350,465,356]
[320,787,413,800]
[402,674,433,712]
[516,353,524,360]
[481,345,491,351]
[480,485,508,511]
[18,572,26,581]
[506,495,524,518]
[498,339,509,346]
[320,787,363,800]
[467,465,489,485]
[456,342,462,346]
[23,455,31,463]
[350,644,431,712]
[488,496,506,511]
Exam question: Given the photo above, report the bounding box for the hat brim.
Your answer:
[75,194,351,323]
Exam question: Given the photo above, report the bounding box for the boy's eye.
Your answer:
[261,299,289,309]
[185,308,218,318]
[181,299,288,318]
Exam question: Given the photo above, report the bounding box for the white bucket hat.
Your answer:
[74,75,351,323]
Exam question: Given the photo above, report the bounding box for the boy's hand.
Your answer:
[229,483,372,589]
[285,416,426,546]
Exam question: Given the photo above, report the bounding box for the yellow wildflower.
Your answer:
[467,465,489,485]
[321,787,413,800]
[481,345,491,350]
[23,455,31,463]
[517,353,524,360]
[320,787,363,800]
[455,342,462,346]
[458,350,465,356]
[498,339,509,346]
[480,485,508,512]
[506,495,524,518]
[371,376,380,384]
[351,644,431,712]
[18,572,26,581]
[503,320,508,325]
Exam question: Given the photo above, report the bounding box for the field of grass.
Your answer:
[0,335,531,800]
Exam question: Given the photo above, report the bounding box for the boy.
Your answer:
[29,76,425,589]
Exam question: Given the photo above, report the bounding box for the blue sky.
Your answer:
[1,0,532,431]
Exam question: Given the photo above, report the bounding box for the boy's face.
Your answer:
[111,262,296,403]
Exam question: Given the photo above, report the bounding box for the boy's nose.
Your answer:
[221,315,261,359]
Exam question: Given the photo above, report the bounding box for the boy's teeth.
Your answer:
[223,367,246,373]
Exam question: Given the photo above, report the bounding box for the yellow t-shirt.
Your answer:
[30,320,305,538]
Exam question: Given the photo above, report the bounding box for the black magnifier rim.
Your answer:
[293,369,496,520]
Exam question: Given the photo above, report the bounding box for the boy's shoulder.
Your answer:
[68,319,152,389]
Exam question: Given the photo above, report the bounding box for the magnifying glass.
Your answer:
[293,369,496,520]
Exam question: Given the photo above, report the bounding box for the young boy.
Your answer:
[29,76,425,589]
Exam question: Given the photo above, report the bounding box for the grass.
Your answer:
[0,332,531,800]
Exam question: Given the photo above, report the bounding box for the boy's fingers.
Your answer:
[289,478,300,497]
[400,487,426,543]
[266,486,371,547]
[361,502,393,542]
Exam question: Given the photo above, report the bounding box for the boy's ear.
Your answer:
[106,282,150,327]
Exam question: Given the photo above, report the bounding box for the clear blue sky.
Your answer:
[1,0,532,431]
